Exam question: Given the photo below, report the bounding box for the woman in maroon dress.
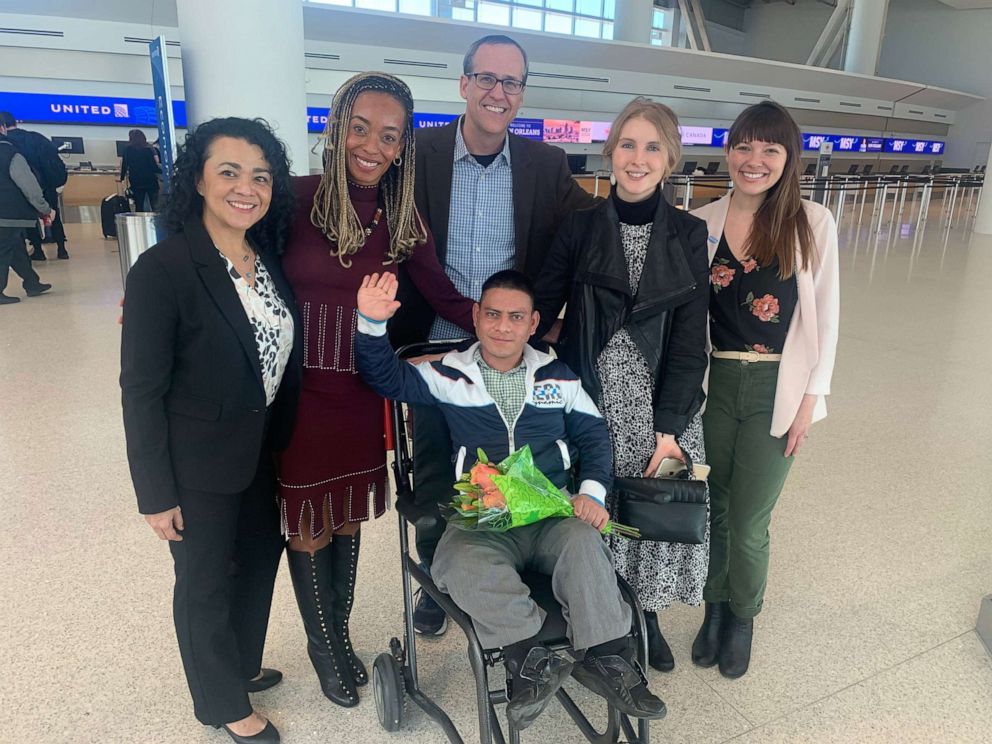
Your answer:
[279,72,474,708]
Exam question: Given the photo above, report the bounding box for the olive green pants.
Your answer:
[702,358,794,618]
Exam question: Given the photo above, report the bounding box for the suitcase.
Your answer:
[101,193,131,239]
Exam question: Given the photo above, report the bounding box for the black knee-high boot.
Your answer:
[286,546,359,707]
[329,532,368,686]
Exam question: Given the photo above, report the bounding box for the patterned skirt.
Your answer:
[597,329,710,611]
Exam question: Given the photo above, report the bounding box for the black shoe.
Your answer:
[245,668,283,693]
[57,247,69,259]
[413,571,448,636]
[25,283,52,297]
[692,601,728,668]
[329,532,368,686]
[286,546,360,708]
[0,294,20,305]
[572,641,666,720]
[29,250,46,261]
[643,611,675,672]
[719,612,753,679]
[214,720,280,743]
[504,644,574,731]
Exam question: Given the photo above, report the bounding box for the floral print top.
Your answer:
[709,234,797,355]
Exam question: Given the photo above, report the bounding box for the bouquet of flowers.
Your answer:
[447,446,640,538]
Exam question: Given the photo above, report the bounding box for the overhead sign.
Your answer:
[0,91,187,128]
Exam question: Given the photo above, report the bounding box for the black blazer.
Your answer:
[389,119,598,347]
[120,218,302,515]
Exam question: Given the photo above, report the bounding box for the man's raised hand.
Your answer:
[357,272,401,322]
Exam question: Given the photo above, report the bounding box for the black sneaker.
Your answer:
[57,247,69,260]
[0,294,21,305]
[26,283,52,297]
[505,646,573,731]
[30,250,46,261]
[572,641,666,720]
[413,585,448,636]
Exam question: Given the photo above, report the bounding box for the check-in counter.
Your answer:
[62,170,119,207]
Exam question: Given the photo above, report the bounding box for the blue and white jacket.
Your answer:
[355,318,613,504]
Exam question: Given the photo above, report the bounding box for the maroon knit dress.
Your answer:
[278,176,474,536]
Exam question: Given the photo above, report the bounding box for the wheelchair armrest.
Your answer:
[395,495,440,530]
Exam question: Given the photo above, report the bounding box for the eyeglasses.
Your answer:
[466,73,525,96]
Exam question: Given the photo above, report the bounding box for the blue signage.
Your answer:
[149,36,176,192]
[509,117,543,141]
[711,128,728,147]
[0,91,186,128]
[864,137,884,152]
[413,112,458,130]
[307,107,330,133]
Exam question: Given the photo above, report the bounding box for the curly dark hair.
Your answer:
[164,117,295,254]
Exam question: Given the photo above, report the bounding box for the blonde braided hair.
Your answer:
[311,71,427,267]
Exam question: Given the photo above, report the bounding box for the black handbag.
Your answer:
[614,453,708,544]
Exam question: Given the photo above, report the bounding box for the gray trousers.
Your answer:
[432,517,632,650]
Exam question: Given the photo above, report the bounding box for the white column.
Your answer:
[974,144,992,235]
[175,0,309,174]
[613,0,655,44]
[843,0,889,76]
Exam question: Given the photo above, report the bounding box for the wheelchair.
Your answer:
[370,341,655,744]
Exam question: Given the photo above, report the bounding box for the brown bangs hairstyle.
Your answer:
[603,96,681,180]
[311,71,427,267]
[727,101,815,278]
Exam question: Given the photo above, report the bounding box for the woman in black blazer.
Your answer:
[121,118,299,744]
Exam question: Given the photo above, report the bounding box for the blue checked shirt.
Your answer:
[430,118,516,340]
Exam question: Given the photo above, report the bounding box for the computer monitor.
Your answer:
[705,161,719,174]
[681,161,697,175]
[900,165,909,174]
[862,165,873,175]
[51,136,84,154]
[921,165,932,175]
[847,164,859,175]
[889,164,900,174]
[116,141,129,158]
[803,163,816,176]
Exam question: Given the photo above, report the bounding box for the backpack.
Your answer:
[32,131,67,189]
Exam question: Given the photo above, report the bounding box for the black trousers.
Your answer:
[132,185,159,212]
[170,452,284,726]
[25,204,66,250]
[0,227,42,294]
[411,403,456,566]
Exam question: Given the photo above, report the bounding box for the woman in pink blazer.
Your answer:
[689,101,839,679]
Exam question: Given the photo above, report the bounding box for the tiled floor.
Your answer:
[2,194,991,743]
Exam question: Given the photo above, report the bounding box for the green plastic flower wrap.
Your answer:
[446,446,640,538]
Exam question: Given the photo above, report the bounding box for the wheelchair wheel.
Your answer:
[372,652,405,732]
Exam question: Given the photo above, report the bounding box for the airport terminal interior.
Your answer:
[2,0,992,742]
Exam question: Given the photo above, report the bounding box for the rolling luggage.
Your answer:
[101,193,130,238]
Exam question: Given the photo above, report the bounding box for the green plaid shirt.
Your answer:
[475,348,527,427]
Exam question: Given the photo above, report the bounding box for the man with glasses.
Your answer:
[391,34,597,636]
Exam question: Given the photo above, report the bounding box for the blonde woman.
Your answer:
[278,72,474,707]
[535,97,711,673]
[690,101,839,678]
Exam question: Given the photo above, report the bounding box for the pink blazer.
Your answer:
[691,194,840,437]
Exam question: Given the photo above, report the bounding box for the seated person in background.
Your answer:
[354,269,665,731]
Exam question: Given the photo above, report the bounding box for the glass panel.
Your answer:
[356,0,395,10]
[309,0,353,6]
[516,0,543,6]
[478,1,511,26]
[544,11,573,35]
[574,17,600,37]
[399,0,433,14]
[575,0,602,17]
[653,9,665,27]
[547,0,573,11]
[452,7,474,20]
[604,0,615,20]
[602,20,613,39]
[513,7,543,30]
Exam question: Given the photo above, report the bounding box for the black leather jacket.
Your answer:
[535,195,710,436]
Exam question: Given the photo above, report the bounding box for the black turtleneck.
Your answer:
[611,186,661,226]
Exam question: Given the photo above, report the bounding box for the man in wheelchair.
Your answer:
[355,269,665,731]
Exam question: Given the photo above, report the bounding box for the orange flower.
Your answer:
[741,258,758,273]
[470,462,500,491]
[750,294,780,322]
[481,489,506,509]
[710,264,735,289]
